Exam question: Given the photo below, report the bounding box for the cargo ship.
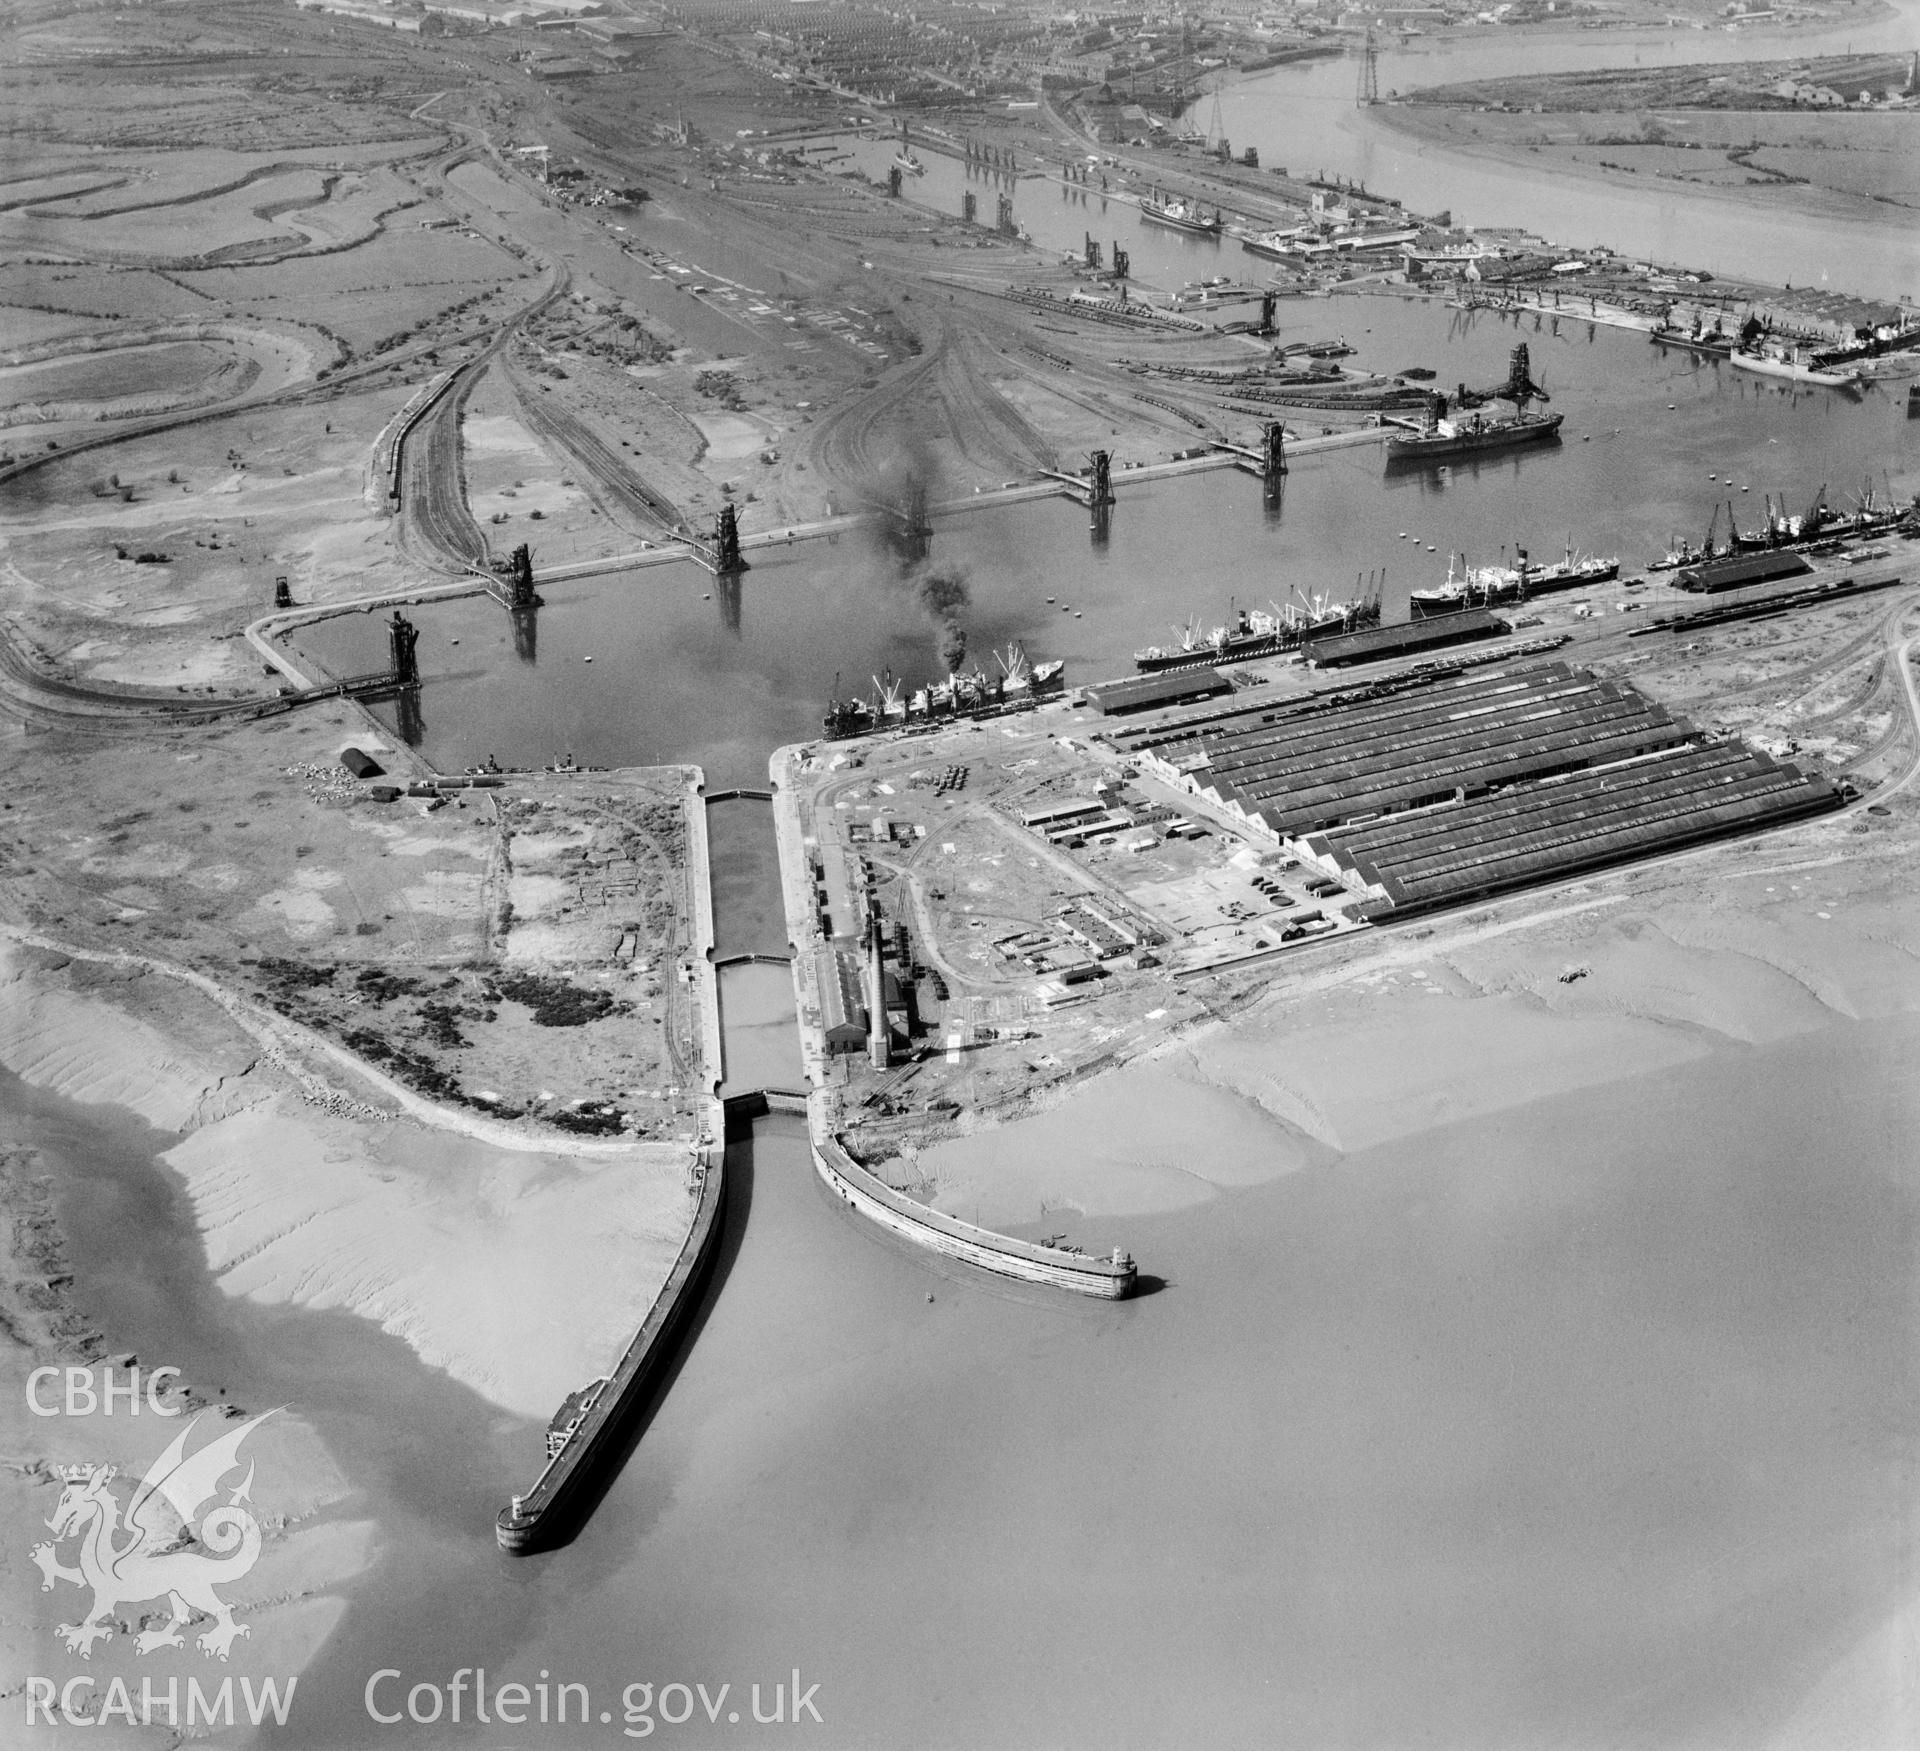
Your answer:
[1650,324,1734,357]
[1522,542,1620,591]
[1410,541,1619,617]
[1650,484,1910,570]
[1139,189,1224,237]
[823,645,1063,739]
[1385,406,1564,463]
[1728,346,1861,389]
[1241,228,1307,261]
[1410,555,1525,618]
[1134,592,1379,672]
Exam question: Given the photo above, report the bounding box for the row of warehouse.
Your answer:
[1104,659,1841,917]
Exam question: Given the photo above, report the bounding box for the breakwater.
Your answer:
[495,1142,726,1554]
[813,1130,1136,1299]
[497,775,726,1555]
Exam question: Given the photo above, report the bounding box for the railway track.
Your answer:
[393,256,573,574]
[506,365,685,535]
[0,627,278,733]
[808,310,1057,493]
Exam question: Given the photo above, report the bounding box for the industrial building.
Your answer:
[812,944,868,1055]
[1084,668,1233,715]
[1673,552,1813,593]
[1107,659,1840,918]
[1302,607,1510,667]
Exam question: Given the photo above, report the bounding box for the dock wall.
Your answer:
[687,778,725,1093]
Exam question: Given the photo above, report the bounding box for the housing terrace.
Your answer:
[1106,661,1841,918]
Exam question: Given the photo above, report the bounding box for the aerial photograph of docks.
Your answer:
[3,0,1918,1741]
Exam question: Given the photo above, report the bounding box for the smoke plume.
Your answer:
[849,441,972,675]
[915,562,971,673]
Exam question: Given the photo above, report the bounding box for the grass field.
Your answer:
[0,341,231,411]
[176,227,530,354]
[1388,104,1920,217]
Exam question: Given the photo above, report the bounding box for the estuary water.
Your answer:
[30,1010,1917,1745]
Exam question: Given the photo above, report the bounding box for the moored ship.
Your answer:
[1650,482,1911,571]
[893,148,925,176]
[1139,189,1224,236]
[1650,324,1734,357]
[1241,228,1306,261]
[1134,591,1379,672]
[1386,406,1564,463]
[1411,540,1619,616]
[1410,555,1525,618]
[1522,541,1620,592]
[1390,341,1560,466]
[1728,346,1861,388]
[823,645,1063,740]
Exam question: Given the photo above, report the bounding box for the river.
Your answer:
[824,1,1920,303]
[1218,6,1920,299]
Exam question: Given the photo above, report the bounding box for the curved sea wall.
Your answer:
[813,1132,1136,1300]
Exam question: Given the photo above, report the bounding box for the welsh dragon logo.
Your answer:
[32,1410,276,1661]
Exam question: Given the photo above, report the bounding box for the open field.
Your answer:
[0,703,706,1137]
[1387,103,1920,216]
[0,386,419,688]
[1390,52,1920,226]
[0,339,237,411]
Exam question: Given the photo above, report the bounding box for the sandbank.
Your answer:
[0,940,697,1421]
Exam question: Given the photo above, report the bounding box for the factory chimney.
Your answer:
[866,910,890,1070]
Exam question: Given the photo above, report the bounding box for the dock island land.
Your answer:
[3,0,1920,1731]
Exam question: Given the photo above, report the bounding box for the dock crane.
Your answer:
[1425,342,1550,427]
